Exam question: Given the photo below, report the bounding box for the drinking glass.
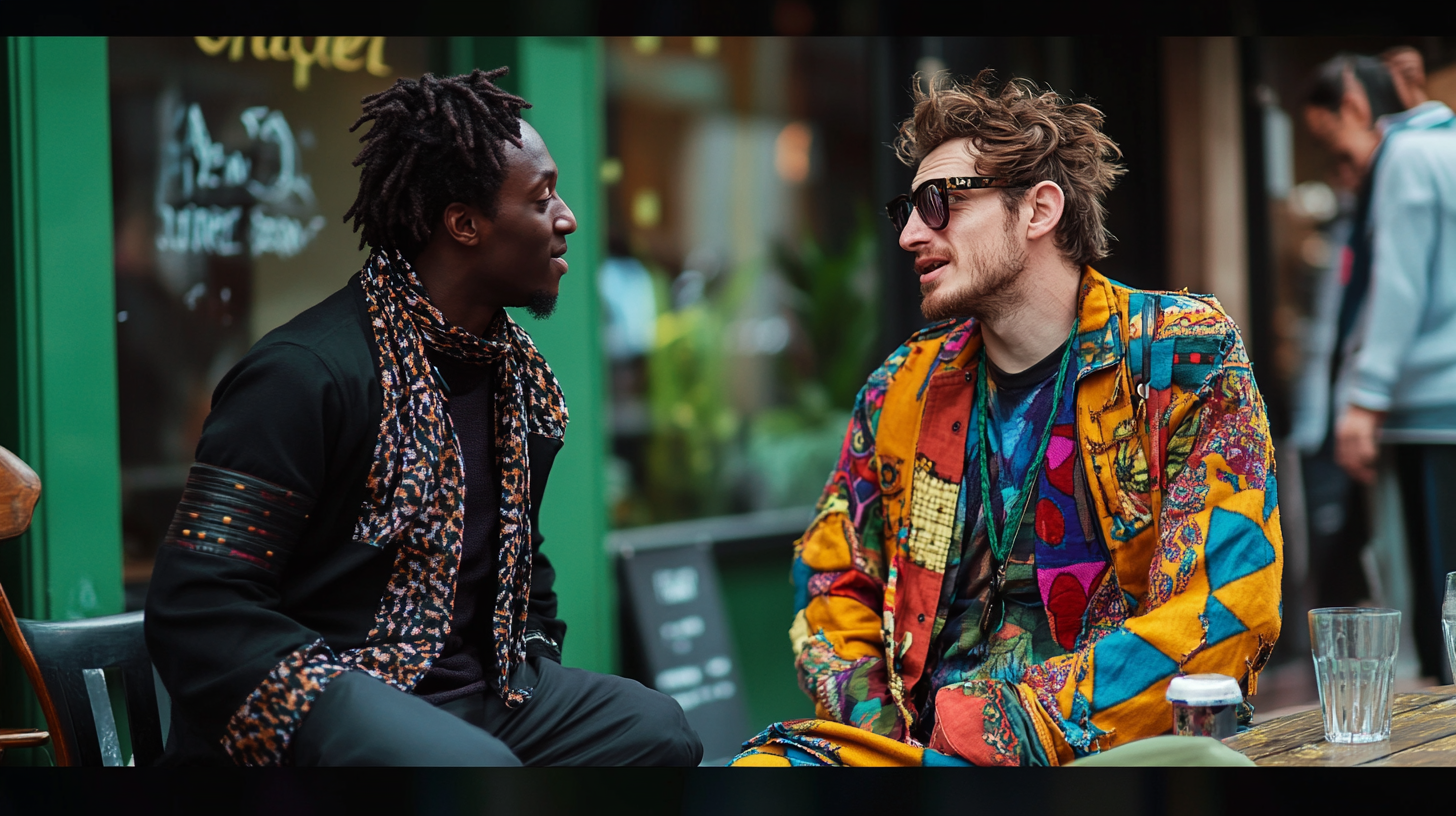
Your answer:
[1443,573,1456,682]
[1309,607,1401,744]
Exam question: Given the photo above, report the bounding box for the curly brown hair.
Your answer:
[893,69,1126,268]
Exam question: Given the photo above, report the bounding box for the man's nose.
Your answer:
[898,207,931,252]
[555,196,578,235]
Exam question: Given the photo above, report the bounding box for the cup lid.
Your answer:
[1165,673,1242,706]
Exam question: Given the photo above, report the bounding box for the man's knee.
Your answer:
[296,670,521,767]
[618,682,704,766]
[506,661,702,766]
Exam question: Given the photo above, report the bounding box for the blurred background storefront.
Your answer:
[4,35,1455,762]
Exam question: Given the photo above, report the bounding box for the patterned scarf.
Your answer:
[346,250,567,707]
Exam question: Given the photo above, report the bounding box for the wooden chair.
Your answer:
[0,444,56,763]
[0,445,170,766]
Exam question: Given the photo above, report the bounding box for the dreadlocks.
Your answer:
[344,67,532,258]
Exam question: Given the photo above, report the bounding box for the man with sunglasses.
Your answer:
[733,71,1282,767]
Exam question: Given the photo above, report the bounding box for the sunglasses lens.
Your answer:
[886,199,911,233]
[916,182,947,229]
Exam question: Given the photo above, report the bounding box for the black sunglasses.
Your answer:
[884,177,1027,235]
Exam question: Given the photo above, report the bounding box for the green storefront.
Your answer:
[0,36,620,764]
[0,35,824,766]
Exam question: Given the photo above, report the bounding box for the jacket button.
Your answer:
[917,613,926,623]
[965,370,973,382]
[951,421,961,433]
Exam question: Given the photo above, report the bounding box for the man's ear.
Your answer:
[1025,181,1065,242]
[440,202,489,247]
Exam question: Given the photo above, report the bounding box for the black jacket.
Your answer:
[144,275,567,765]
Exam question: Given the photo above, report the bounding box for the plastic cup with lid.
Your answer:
[1166,673,1242,739]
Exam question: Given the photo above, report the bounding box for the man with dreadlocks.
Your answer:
[145,68,703,767]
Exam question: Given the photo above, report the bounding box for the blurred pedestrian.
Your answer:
[1309,49,1456,683]
[1296,55,1407,613]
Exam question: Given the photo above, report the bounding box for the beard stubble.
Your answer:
[919,224,1028,323]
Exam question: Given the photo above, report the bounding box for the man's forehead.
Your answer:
[507,122,547,160]
[912,137,981,186]
[503,123,556,185]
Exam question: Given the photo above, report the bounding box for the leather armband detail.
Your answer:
[222,639,346,766]
[164,463,315,573]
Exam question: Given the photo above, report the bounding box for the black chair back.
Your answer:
[14,610,169,766]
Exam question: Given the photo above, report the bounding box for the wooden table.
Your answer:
[1225,685,1456,766]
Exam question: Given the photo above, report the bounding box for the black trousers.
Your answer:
[1393,444,1456,684]
[294,657,704,766]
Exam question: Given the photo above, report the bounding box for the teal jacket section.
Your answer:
[1351,102,1456,428]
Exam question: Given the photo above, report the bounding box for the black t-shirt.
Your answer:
[412,351,500,704]
[913,339,1071,740]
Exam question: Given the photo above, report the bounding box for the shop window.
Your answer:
[109,37,434,603]
[600,37,880,528]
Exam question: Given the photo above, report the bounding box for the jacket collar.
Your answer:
[1379,100,1456,137]
[1074,266,1125,380]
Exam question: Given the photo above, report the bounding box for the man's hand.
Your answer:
[1335,405,1386,484]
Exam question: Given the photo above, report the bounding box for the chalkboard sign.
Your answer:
[618,543,751,764]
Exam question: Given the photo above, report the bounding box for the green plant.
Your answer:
[773,208,880,416]
[623,212,881,522]
[740,210,879,510]
[639,260,760,523]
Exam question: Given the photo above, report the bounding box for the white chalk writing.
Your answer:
[156,203,245,256]
[251,211,326,258]
[156,103,323,260]
[655,665,703,692]
[660,614,706,655]
[652,567,700,605]
[671,680,736,713]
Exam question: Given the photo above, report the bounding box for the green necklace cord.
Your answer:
[975,317,1080,564]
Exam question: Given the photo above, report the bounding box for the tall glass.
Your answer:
[1443,573,1456,682]
[1309,607,1401,744]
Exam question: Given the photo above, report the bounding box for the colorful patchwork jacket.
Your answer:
[789,267,1283,765]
